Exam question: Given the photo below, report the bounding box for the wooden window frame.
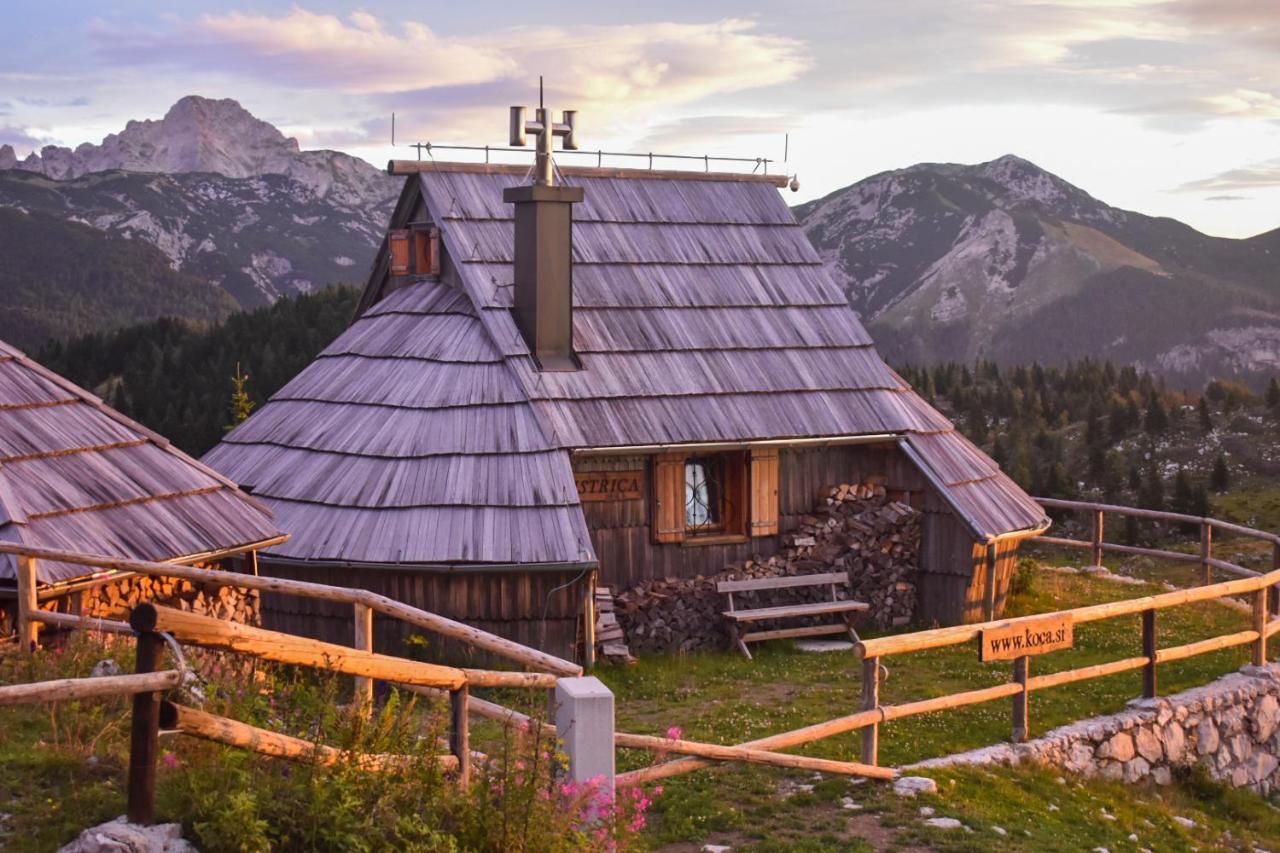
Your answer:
[653,450,770,546]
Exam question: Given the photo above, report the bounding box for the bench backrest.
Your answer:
[717,571,849,594]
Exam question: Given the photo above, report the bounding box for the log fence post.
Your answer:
[1011,656,1029,743]
[860,657,880,766]
[1142,609,1157,699]
[127,629,164,825]
[583,570,597,672]
[983,544,998,621]
[1199,523,1213,587]
[353,603,374,709]
[1253,588,1268,667]
[450,684,471,786]
[16,555,39,651]
[1090,510,1105,568]
[1272,542,1280,618]
[554,676,615,809]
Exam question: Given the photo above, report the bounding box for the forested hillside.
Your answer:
[0,207,239,350]
[902,361,1280,541]
[37,286,359,455]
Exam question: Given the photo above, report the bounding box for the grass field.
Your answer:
[596,562,1280,850]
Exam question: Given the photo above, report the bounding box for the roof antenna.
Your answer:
[539,75,544,109]
[785,131,800,193]
[784,133,789,163]
[391,112,396,147]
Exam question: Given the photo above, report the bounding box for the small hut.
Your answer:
[206,127,1049,661]
[0,340,284,637]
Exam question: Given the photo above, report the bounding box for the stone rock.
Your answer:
[1173,816,1196,829]
[1100,761,1124,781]
[1123,757,1150,783]
[1066,743,1095,772]
[90,660,122,678]
[1259,697,1280,742]
[1135,728,1162,763]
[923,817,963,830]
[1152,766,1173,786]
[1232,734,1254,763]
[993,826,1007,836]
[1197,719,1220,755]
[1163,723,1186,764]
[893,776,937,797]
[1099,732,1135,762]
[1248,753,1279,783]
[59,817,195,853]
[702,846,733,853]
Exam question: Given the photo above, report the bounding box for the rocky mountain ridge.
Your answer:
[796,155,1280,387]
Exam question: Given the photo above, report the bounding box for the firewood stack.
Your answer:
[594,587,637,664]
[615,481,921,655]
[78,574,261,625]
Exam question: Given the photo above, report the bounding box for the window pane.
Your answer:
[685,457,723,530]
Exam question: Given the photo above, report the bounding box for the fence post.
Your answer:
[352,603,373,708]
[1199,523,1213,587]
[16,555,39,652]
[1142,609,1157,698]
[127,629,164,825]
[1090,510,1105,568]
[1012,656,1029,743]
[983,544,998,621]
[861,657,880,766]
[583,570,597,672]
[1272,542,1280,618]
[449,685,471,785]
[554,676,615,803]
[1253,588,1268,667]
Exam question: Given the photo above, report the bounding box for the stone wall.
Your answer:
[911,663,1280,795]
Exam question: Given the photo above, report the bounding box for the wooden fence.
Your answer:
[620,499,1280,783]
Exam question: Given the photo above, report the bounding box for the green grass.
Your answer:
[596,566,1278,849]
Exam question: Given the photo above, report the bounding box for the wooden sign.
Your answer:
[980,614,1074,662]
[575,471,643,502]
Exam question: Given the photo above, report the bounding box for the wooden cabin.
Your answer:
[204,158,1049,662]
[0,340,284,637]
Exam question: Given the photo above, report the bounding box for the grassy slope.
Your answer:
[598,566,1280,850]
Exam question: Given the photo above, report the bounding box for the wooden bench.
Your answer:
[717,572,869,659]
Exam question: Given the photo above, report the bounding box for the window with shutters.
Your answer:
[654,450,775,544]
[388,225,440,278]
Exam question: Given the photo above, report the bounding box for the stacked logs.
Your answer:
[615,482,921,655]
[74,574,261,625]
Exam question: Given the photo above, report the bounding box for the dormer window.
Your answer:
[388,223,440,278]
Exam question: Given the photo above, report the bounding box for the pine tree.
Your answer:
[1143,396,1169,434]
[1210,452,1230,493]
[1198,398,1213,434]
[1140,465,1164,511]
[225,362,255,432]
[1171,469,1194,515]
[1127,462,1143,493]
[1267,377,1280,410]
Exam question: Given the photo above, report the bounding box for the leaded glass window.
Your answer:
[685,456,725,531]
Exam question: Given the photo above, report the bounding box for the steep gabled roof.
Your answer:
[0,340,283,584]
[205,279,595,566]
[413,165,1047,541]
[206,163,1047,565]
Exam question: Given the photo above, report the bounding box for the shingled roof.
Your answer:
[206,163,1047,566]
[0,340,284,584]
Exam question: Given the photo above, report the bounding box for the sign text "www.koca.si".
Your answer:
[980,614,1074,661]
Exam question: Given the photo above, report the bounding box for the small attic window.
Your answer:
[388,224,440,277]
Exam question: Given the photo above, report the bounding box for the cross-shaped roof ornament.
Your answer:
[509,82,578,186]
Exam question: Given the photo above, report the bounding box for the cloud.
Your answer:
[632,114,792,154]
[90,8,516,93]
[1118,88,1280,120]
[89,10,808,111]
[1171,0,1280,50]
[0,124,49,153]
[1178,157,1280,192]
[1205,194,1250,201]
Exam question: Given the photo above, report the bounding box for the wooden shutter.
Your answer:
[652,453,687,544]
[412,226,440,276]
[749,448,780,537]
[721,451,748,535]
[388,230,410,275]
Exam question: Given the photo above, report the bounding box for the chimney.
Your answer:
[504,103,582,371]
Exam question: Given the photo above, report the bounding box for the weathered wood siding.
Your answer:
[577,445,1021,626]
[257,561,590,664]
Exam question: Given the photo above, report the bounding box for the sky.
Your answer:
[2,1,1278,238]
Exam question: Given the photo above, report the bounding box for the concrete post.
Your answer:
[554,676,615,799]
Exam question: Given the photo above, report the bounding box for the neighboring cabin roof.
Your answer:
[206,163,1047,565]
[0,340,284,585]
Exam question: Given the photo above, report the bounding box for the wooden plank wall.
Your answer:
[257,561,589,664]
[578,446,1023,627]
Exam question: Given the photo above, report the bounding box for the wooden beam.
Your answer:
[1142,609,1158,698]
[1011,656,1029,743]
[353,603,374,707]
[861,657,880,766]
[450,686,471,786]
[0,670,181,707]
[127,631,163,825]
[132,604,534,691]
[612,732,894,780]
[161,702,447,772]
[0,542,581,677]
[16,555,38,651]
